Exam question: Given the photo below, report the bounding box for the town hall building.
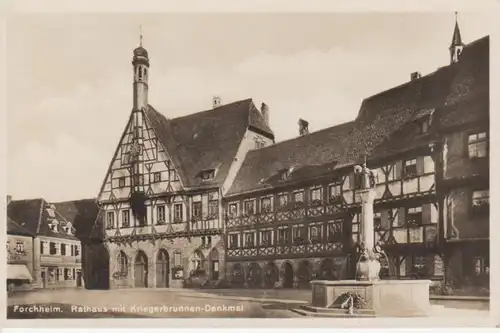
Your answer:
[97,38,274,288]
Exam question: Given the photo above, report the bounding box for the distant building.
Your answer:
[95,39,274,288]
[7,198,83,289]
[223,22,489,294]
[7,214,35,292]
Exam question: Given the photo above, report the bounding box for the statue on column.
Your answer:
[353,163,376,190]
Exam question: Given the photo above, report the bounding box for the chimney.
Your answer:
[298,119,309,136]
[260,103,269,125]
[6,195,11,205]
[212,96,221,109]
[411,71,422,81]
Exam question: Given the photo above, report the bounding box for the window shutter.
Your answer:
[398,207,406,227]
[416,156,425,175]
[395,161,403,180]
[381,209,390,229]
[422,203,432,224]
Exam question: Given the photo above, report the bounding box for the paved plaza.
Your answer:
[7,287,491,320]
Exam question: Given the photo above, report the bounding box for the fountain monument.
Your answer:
[295,163,432,317]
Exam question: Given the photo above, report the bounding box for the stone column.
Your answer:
[358,188,375,251]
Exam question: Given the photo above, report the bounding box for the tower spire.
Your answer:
[449,12,464,64]
[139,24,143,47]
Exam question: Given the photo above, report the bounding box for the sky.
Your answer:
[6,12,493,202]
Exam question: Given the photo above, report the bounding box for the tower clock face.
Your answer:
[130,142,142,156]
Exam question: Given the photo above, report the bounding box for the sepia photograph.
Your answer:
[4,10,492,324]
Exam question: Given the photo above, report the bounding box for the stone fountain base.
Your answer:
[293,279,432,317]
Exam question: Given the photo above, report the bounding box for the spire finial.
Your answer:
[139,24,143,47]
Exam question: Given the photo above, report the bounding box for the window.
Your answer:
[201,169,216,180]
[15,241,25,254]
[122,210,130,227]
[278,194,288,209]
[309,225,322,243]
[473,257,489,276]
[292,226,305,244]
[310,188,322,205]
[133,174,144,186]
[244,200,255,215]
[278,228,289,244]
[419,119,430,134]
[407,206,422,226]
[153,172,161,183]
[280,169,291,181]
[40,241,44,255]
[329,184,341,199]
[156,205,166,224]
[75,245,80,256]
[374,212,382,230]
[169,170,179,181]
[117,251,128,275]
[387,164,397,181]
[468,132,488,158]
[173,204,183,222]
[254,140,265,149]
[472,190,489,215]
[229,234,239,249]
[106,212,115,229]
[61,244,66,256]
[192,202,202,219]
[244,233,255,248]
[208,200,218,217]
[261,197,272,213]
[404,159,417,178]
[49,242,57,255]
[174,251,182,266]
[118,177,126,188]
[260,230,272,246]
[228,203,238,217]
[293,191,304,204]
[327,221,342,242]
[64,268,72,280]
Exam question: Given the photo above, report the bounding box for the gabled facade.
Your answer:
[7,198,83,289]
[223,24,489,295]
[96,40,274,288]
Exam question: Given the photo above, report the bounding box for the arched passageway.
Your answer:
[134,251,148,288]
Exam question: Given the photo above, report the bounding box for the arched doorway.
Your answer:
[319,258,338,280]
[231,264,245,287]
[247,263,262,288]
[263,262,279,288]
[297,261,311,289]
[282,262,294,288]
[134,251,148,288]
[156,249,169,288]
[208,248,220,281]
[190,250,205,276]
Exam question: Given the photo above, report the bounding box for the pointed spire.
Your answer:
[451,12,463,47]
[139,24,143,47]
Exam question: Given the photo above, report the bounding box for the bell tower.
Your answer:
[449,12,464,64]
[132,27,150,110]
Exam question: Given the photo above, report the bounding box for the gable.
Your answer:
[98,110,184,202]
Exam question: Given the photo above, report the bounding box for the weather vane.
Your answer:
[139,25,143,46]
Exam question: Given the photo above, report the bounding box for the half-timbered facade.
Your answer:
[223,25,489,294]
[97,41,274,288]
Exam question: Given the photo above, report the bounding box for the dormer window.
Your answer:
[201,169,216,181]
[280,166,295,181]
[64,222,73,235]
[46,205,56,218]
[420,119,430,134]
[49,220,59,233]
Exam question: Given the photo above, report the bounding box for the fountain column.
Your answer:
[354,164,381,281]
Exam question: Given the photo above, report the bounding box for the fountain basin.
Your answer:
[298,279,432,317]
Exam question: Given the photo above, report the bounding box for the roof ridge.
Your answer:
[251,120,356,153]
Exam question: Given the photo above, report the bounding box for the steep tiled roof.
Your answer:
[144,98,274,189]
[53,199,102,240]
[7,217,35,237]
[7,199,79,241]
[227,36,489,196]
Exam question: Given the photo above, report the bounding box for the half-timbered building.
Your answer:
[97,41,274,288]
[223,24,489,294]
